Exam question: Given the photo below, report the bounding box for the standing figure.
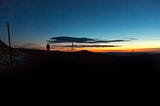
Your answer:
[46,43,50,52]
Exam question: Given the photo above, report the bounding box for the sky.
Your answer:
[0,0,160,52]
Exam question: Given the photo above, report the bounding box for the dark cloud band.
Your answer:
[47,36,133,44]
[65,45,120,48]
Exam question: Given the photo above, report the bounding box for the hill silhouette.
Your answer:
[0,40,8,47]
[1,49,160,104]
[3,49,158,80]
[0,40,8,53]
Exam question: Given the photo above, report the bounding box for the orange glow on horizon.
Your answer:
[49,47,160,53]
[21,41,160,53]
[47,40,160,52]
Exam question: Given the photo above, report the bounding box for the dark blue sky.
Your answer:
[0,0,160,51]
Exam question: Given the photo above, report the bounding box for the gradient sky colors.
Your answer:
[0,0,160,52]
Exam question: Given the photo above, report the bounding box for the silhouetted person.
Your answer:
[46,43,50,52]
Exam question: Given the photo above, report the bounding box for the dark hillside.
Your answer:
[1,49,160,104]
[4,49,159,81]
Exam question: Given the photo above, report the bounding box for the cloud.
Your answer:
[48,36,94,43]
[47,36,133,44]
[65,45,120,48]
[129,38,138,40]
[90,40,129,43]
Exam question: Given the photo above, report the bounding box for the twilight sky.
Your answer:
[0,0,160,52]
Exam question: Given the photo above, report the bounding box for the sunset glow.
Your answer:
[1,0,160,53]
[40,39,160,52]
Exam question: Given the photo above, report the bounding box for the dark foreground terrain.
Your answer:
[1,49,160,104]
